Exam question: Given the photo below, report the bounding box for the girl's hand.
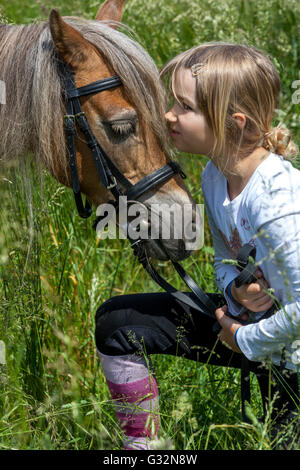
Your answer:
[231,268,274,312]
[215,305,242,353]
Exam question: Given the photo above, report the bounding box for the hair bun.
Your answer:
[264,125,298,159]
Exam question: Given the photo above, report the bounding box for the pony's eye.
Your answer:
[110,121,136,136]
[102,118,137,143]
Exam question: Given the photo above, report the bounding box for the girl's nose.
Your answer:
[165,108,177,123]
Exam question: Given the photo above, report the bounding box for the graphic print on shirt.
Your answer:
[219,227,242,259]
[219,225,256,260]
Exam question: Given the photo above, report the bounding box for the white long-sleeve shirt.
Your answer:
[201,152,300,370]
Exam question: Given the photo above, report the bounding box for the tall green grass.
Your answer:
[0,0,299,450]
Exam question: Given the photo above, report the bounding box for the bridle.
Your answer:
[60,59,219,319]
[62,62,186,219]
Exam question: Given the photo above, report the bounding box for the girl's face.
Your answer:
[165,68,215,156]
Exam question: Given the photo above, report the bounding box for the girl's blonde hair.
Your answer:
[161,42,298,171]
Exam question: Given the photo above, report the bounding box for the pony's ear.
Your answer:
[95,0,125,26]
[49,9,95,68]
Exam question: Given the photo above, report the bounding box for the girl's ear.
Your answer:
[232,113,247,130]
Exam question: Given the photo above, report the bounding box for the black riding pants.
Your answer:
[95,291,299,417]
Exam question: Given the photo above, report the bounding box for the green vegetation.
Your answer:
[0,0,299,450]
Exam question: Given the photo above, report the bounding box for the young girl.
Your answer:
[95,42,300,450]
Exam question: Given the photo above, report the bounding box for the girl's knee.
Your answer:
[95,297,121,354]
[94,293,185,357]
[95,296,143,355]
[96,296,119,320]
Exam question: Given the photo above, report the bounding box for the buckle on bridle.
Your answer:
[64,114,75,122]
[107,176,117,190]
[75,111,86,119]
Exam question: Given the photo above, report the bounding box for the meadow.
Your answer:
[0,0,299,450]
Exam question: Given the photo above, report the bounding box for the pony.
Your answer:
[0,0,201,262]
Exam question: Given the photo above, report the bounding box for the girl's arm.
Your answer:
[235,186,300,363]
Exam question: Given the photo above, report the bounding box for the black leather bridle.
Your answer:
[62,65,186,219]
[60,60,221,319]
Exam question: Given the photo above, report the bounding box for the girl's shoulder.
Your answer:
[248,154,300,232]
[253,152,300,197]
[201,153,300,200]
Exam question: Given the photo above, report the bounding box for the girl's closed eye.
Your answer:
[173,96,193,111]
[182,102,193,111]
[176,98,193,111]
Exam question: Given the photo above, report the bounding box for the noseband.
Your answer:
[60,59,224,320]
